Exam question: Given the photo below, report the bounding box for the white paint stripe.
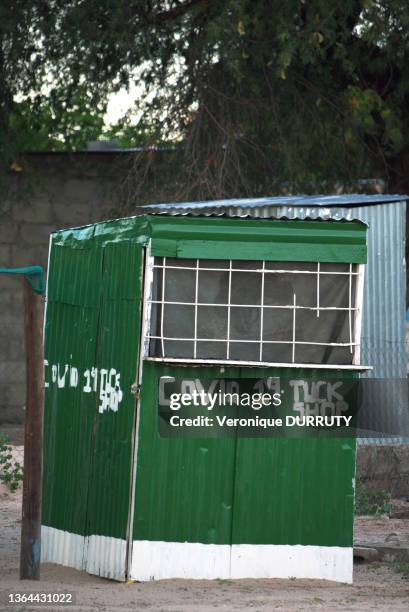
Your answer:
[146,336,357,347]
[41,526,127,581]
[42,527,353,584]
[152,264,359,276]
[230,544,353,583]
[292,293,296,363]
[348,263,353,353]
[41,525,85,571]
[160,256,166,357]
[43,233,53,337]
[130,540,231,580]
[193,259,199,359]
[86,534,127,581]
[353,263,365,365]
[127,243,152,577]
[130,540,353,583]
[144,356,372,370]
[226,260,232,359]
[147,299,357,311]
[259,260,265,360]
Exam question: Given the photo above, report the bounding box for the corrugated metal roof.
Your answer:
[141,204,356,222]
[144,194,407,209]
[141,194,407,222]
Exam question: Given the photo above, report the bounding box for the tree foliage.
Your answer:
[123,0,409,201]
[0,1,113,158]
[2,1,409,201]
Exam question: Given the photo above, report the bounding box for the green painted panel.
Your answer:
[43,240,104,534]
[132,362,237,545]
[149,216,366,245]
[151,217,367,263]
[150,238,177,257]
[43,240,143,542]
[133,364,357,548]
[48,245,103,307]
[102,242,144,301]
[85,243,143,539]
[175,240,365,263]
[42,301,99,534]
[51,215,367,264]
[51,217,149,248]
[231,436,355,547]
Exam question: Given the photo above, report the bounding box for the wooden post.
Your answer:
[20,280,44,580]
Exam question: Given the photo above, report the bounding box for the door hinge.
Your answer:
[131,383,141,399]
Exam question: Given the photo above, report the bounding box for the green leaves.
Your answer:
[355,476,391,516]
[0,432,23,492]
[2,0,409,196]
[9,86,107,152]
[343,85,405,155]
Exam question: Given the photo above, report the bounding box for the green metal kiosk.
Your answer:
[42,196,368,582]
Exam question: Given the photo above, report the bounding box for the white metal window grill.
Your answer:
[143,252,365,368]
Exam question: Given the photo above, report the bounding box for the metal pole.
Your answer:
[20,280,44,580]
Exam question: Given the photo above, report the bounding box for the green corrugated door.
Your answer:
[83,242,144,579]
[230,369,356,549]
[43,240,144,580]
[131,364,356,578]
[132,361,237,545]
[43,244,103,538]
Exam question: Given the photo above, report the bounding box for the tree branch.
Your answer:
[150,0,214,24]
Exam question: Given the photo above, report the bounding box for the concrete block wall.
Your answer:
[0,152,129,425]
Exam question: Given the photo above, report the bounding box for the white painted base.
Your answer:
[41,525,127,581]
[41,525,85,571]
[130,541,353,584]
[230,544,352,583]
[130,540,231,580]
[41,527,353,584]
[85,534,127,580]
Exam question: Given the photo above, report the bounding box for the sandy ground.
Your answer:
[1,468,409,610]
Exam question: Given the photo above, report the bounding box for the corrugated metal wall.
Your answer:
[132,363,356,548]
[354,202,409,443]
[42,238,144,580]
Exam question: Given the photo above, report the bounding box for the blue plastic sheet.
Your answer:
[0,265,45,294]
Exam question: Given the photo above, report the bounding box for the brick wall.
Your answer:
[0,152,130,424]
